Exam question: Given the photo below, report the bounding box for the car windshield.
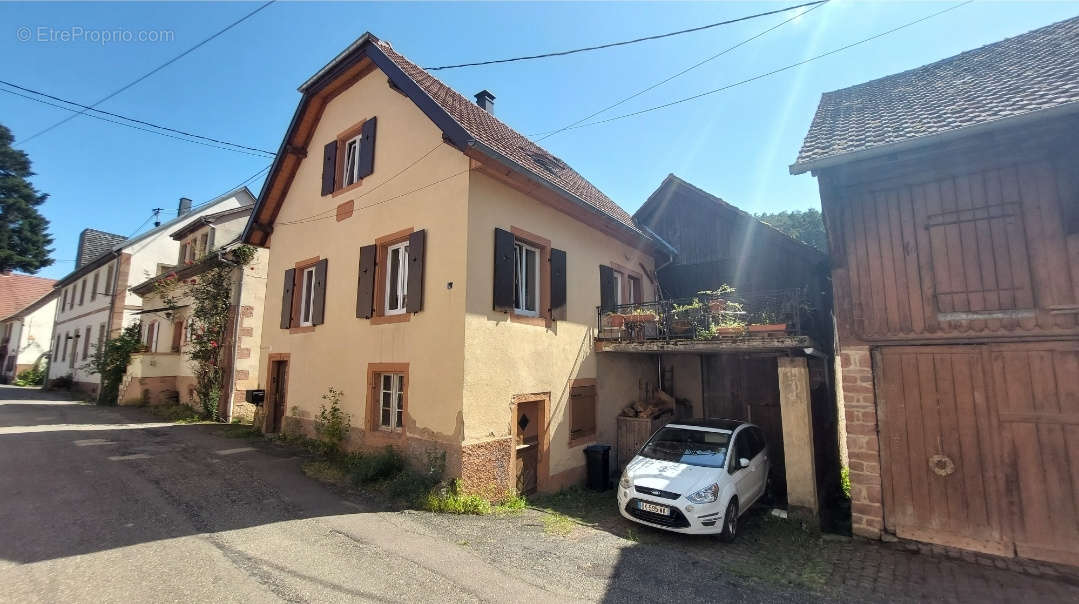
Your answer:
[639,427,731,468]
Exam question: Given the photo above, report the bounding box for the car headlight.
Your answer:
[686,483,719,504]
[619,471,631,490]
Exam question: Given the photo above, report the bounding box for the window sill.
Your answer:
[331,180,363,198]
[365,428,406,446]
[289,326,316,334]
[509,312,550,328]
[371,313,411,326]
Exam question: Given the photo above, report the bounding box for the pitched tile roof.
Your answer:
[0,273,56,320]
[792,16,1079,172]
[373,40,641,234]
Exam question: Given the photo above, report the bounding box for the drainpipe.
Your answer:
[803,347,830,389]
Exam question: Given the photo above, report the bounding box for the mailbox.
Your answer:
[245,389,265,406]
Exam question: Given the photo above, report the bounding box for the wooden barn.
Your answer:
[791,17,1079,565]
[596,175,839,521]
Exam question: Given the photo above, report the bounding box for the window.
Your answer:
[342,133,363,187]
[513,241,540,316]
[61,333,68,361]
[72,331,80,362]
[83,327,91,358]
[384,241,409,315]
[79,279,86,305]
[640,427,730,469]
[61,289,68,312]
[298,266,316,327]
[568,382,597,444]
[377,373,406,431]
[104,265,113,295]
[145,321,159,353]
[612,271,623,306]
[628,275,642,304]
[97,323,106,354]
[55,335,61,360]
[198,233,208,258]
[183,317,194,344]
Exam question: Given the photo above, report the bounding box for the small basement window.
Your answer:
[513,241,540,316]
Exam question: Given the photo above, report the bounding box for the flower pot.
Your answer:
[622,314,657,324]
[607,314,626,328]
[748,323,788,334]
[671,319,692,335]
[712,326,745,337]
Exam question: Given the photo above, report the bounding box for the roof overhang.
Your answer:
[790,101,1079,175]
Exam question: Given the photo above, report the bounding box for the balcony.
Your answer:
[595,288,816,353]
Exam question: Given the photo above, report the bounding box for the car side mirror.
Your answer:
[739,457,750,469]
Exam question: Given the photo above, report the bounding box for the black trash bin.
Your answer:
[584,444,612,491]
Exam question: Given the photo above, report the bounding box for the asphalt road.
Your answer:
[0,385,800,603]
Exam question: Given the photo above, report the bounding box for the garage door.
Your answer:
[877,342,1079,565]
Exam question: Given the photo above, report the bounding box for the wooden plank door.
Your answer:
[990,341,1079,566]
[877,346,1009,555]
[268,359,289,434]
[515,400,541,495]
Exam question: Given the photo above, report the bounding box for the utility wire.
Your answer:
[535,0,829,142]
[0,80,277,156]
[0,86,275,158]
[423,1,827,70]
[16,0,276,145]
[559,0,974,133]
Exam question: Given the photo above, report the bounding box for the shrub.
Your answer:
[47,373,74,391]
[14,365,46,386]
[424,479,492,515]
[840,466,851,500]
[313,387,350,457]
[348,446,407,484]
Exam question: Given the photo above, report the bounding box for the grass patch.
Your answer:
[221,424,261,439]
[542,512,576,536]
[143,403,205,423]
[302,460,349,486]
[530,486,618,526]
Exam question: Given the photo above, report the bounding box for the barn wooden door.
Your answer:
[876,346,1009,555]
[989,341,1079,567]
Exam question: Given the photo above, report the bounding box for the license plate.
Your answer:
[638,501,670,515]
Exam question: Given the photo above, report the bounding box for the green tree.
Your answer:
[0,124,53,273]
[755,208,827,253]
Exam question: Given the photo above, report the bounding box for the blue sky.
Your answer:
[3,1,1077,280]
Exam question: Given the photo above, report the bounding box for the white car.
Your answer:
[617,419,770,541]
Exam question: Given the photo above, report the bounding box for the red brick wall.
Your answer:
[840,346,883,538]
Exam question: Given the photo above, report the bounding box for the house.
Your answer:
[241,33,662,495]
[594,174,838,518]
[47,190,255,397]
[120,203,268,421]
[791,17,1079,565]
[0,273,58,382]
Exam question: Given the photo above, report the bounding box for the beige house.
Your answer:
[121,203,268,422]
[47,190,254,396]
[242,34,663,495]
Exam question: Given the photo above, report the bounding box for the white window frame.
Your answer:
[628,275,640,304]
[145,321,159,353]
[384,241,409,315]
[513,240,541,317]
[298,266,316,327]
[613,272,623,307]
[378,373,405,431]
[343,134,363,186]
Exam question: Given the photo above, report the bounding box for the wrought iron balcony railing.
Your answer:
[595,288,810,343]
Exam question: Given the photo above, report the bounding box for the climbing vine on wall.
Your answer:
[154,244,257,420]
[84,322,143,406]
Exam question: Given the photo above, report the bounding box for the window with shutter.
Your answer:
[599,265,616,312]
[367,228,423,324]
[83,327,91,358]
[105,265,113,295]
[330,117,376,196]
[298,266,317,327]
[79,279,86,306]
[550,248,567,321]
[494,227,553,327]
[280,268,296,329]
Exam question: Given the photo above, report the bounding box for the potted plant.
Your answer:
[604,312,626,328]
[670,299,703,335]
[621,307,658,324]
[748,311,787,334]
[698,285,736,314]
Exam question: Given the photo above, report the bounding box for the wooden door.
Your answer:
[877,346,1008,555]
[515,401,541,495]
[990,342,1079,566]
[268,359,289,433]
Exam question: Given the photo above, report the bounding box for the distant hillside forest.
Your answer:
[754,208,827,253]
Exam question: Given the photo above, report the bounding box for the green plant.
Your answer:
[542,511,575,536]
[696,284,736,297]
[14,364,46,386]
[83,322,142,404]
[496,492,527,513]
[47,373,74,390]
[424,479,492,515]
[840,466,851,500]
[313,387,351,457]
[347,446,407,484]
[144,403,203,423]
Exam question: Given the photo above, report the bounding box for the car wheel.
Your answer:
[718,498,738,543]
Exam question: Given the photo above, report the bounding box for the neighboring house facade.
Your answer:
[0,273,58,382]
[242,34,661,495]
[47,190,255,396]
[791,17,1079,565]
[592,175,838,519]
[120,204,268,422]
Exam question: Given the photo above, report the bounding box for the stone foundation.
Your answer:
[839,346,883,538]
[459,437,514,498]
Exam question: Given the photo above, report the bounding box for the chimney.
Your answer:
[474,90,495,114]
[178,197,193,216]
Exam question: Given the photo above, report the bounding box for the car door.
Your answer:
[747,427,768,503]
[728,429,755,506]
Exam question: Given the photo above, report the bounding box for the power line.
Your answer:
[423,1,827,71]
[0,80,277,156]
[16,0,276,145]
[535,0,829,142]
[560,0,974,133]
[0,86,275,158]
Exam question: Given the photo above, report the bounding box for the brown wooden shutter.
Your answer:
[405,229,426,313]
[171,320,183,352]
[550,248,567,321]
[599,265,616,312]
[357,117,377,179]
[493,228,515,312]
[356,245,377,318]
[311,258,328,325]
[280,268,296,329]
[321,140,338,196]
